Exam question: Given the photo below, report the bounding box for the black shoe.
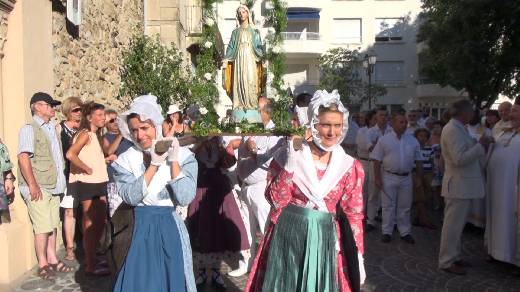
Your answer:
[195,269,207,288]
[454,260,472,267]
[401,234,415,244]
[381,234,391,243]
[211,269,227,290]
[441,264,467,275]
[366,224,376,232]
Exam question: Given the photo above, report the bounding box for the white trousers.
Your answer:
[439,198,471,268]
[242,181,271,264]
[381,172,413,236]
[243,182,270,236]
[367,161,381,225]
[359,159,370,214]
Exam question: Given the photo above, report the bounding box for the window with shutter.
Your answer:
[374,18,404,42]
[333,18,362,44]
[374,61,405,86]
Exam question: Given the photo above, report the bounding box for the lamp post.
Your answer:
[363,52,377,109]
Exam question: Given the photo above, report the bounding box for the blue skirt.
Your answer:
[113,206,186,292]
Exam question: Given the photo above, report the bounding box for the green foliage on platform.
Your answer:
[119,34,190,112]
[191,120,305,137]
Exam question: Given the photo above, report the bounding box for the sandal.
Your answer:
[49,260,75,273]
[64,247,76,261]
[37,265,56,280]
[84,266,110,277]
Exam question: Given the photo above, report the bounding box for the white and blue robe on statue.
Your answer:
[112,146,197,292]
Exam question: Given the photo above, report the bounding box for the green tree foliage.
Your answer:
[418,0,520,109]
[119,34,190,112]
[319,48,386,106]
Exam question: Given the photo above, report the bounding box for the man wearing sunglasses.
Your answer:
[17,92,74,280]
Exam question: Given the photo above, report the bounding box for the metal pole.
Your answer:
[368,67,372,109]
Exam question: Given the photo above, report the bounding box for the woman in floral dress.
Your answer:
[246,90,365,292]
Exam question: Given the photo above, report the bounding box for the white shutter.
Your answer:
[375,61,404,85]
[67,0,82,26]
[333,19,361,44]
[284,64,309,86]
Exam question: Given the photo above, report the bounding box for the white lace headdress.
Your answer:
[307,89,349,152]
[119,94,164,150]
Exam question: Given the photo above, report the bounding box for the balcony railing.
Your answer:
[281,32,321,41]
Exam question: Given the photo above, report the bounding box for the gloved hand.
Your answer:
[358,252,366,285]
[151,140,169,166]
[167,137,180,162]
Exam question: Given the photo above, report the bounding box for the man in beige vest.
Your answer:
[438,99,492,275]
[17,92,73,280]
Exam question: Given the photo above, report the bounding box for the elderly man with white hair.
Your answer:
[492,101,513,139]
[438,99,492,275]
[486,99,520,269]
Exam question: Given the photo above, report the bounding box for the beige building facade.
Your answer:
[144,0,202,65]
[0,1,54,289]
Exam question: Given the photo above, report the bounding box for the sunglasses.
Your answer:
[107,118,116,124]
[38,102,58,108]
[71,107,82,113]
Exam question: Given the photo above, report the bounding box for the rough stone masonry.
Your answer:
[53,0,143,110]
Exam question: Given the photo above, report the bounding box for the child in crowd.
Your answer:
[412,128,436,229]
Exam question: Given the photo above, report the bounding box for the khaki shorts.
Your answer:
[25,189,60,234]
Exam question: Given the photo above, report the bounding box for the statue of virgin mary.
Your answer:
[223,5,265,110]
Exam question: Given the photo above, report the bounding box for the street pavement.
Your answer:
[14,210,520,291]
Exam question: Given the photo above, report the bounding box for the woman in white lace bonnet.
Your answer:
[111,95,197,292]
[246,90,366,292]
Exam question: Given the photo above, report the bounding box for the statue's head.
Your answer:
[236,5,250,25]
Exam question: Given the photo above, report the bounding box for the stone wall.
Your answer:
[53,0,143,109]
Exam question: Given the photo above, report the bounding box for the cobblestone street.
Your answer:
[14,211,520,291]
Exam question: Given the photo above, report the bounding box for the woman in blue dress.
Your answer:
[111,95,197,292]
